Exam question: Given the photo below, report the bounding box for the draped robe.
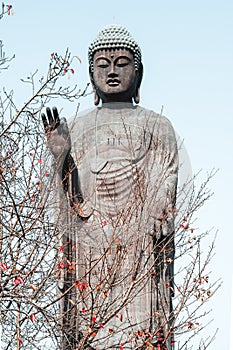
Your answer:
[58,103,178,349]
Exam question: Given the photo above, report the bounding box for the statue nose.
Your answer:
[108,71,118,78]
[108,62,118,77]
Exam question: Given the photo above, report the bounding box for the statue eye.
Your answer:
[116,62,128,68]
[116,58,130,67]
[96,59,110,69]
[98,63,109,68]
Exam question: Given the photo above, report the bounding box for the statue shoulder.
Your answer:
[136,106,175,134]
[69,108,97,136]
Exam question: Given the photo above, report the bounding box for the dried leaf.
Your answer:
[145,341,154,349]
[29,313,36,322]
[14,276,24,285]
[0,261,8,271]
[17,337,23,344]
[153,311,161,317]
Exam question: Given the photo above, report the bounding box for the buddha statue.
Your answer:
[42,25,178,350]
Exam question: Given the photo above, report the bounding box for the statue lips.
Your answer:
[106,78,120,87]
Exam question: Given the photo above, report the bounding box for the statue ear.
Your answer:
[89,71,100,106]
[133,63,143,104]
[133,88,140,104]
[94,88,100,106]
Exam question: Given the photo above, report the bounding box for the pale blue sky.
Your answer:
[1,1,233,348]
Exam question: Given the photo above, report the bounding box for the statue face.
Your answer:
[92,49,137,103]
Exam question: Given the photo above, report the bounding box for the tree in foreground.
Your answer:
[0,2,14,70]
[0,26,219,350]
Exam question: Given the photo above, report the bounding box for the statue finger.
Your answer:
[155,219,162,240]
[52,106,60,128]
[41,112,49,133]
[46,107,55,127]
[162,220,168,237]
[59,117,69,136]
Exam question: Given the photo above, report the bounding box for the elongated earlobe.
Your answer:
[94,89,100,106]
[90,72,100,106]
[134,88,140,104]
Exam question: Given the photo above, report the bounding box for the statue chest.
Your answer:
[71,121,153,217]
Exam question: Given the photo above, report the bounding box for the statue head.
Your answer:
[88,25,143,105]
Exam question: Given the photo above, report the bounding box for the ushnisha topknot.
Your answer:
[88,25,142,72]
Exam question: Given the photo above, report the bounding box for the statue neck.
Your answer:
[100,102,135,109]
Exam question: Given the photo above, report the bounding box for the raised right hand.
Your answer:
[41,107,71,160]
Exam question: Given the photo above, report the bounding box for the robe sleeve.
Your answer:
[148,114,178,299]
[155,115,178,238]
